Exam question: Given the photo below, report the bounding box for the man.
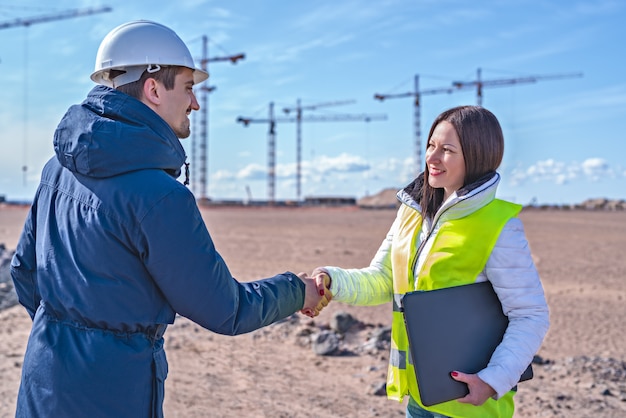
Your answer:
[11,20,328,418]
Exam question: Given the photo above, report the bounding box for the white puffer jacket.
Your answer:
[324,172,550,399]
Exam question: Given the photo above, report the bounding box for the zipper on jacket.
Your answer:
[406,173,497,287]
[410,202,457,286]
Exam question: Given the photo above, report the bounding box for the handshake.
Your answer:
[298,268,333,318]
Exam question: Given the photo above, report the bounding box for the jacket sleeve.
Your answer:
[477,217,550,399]
[323,216,397,306]
[137,186,305,336]
[10,203,41,320]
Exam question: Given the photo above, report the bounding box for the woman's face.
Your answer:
[425,121,466,201]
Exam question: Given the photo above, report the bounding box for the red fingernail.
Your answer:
[319,289,325,296]
[451,371,458,377]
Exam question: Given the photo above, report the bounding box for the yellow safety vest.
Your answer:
[387,199,521,418]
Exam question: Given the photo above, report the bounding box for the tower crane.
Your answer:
[0,6,112,188]
[0,6,112,30]
[375,69,583,177]
[452,68,584,106]
[237,102,387,204]
[282,99,355,201]
[374,75,458,176]
[191,35,244,202]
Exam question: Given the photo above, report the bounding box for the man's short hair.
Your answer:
[115,66,184,99]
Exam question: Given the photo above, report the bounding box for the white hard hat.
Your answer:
[90,20,209,87]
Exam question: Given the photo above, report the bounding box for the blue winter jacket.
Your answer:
[10,85,306,418]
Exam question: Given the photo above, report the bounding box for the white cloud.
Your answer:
[581,158,611,181]
[209,152,377,196]
[275,163,297,179]
[212,169,235,181]
[212,163,265,181]
[310,153,370,174]
[236,163,266,180]
[508,157,614,186]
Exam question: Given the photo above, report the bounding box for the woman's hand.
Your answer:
[450,371,496,406]
[298,272,331,317]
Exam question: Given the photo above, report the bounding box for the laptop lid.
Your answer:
[401,281,532,406]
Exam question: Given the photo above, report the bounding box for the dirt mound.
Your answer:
[357,188,400,209]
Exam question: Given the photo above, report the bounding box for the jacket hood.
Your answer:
[53,85,186,179]
[397,171,500,231]
[398,171,500,223]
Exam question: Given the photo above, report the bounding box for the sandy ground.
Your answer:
[0,204,625,417]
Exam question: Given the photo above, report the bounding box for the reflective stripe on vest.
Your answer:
[387,199,521,418]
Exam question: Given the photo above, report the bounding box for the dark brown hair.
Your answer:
[114,66,183,99]
[421,105,504,219]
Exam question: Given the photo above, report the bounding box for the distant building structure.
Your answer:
[303,196,356,207]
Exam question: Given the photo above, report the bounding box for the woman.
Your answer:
[313,105,549,418]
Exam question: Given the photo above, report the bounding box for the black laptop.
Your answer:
[401,281,533,406]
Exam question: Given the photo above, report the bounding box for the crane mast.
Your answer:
[237,102,386,204]
[374,75,458,176]
[282,99,355,201]
[191,36,244,202]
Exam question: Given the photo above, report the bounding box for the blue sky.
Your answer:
[1,0,625,205]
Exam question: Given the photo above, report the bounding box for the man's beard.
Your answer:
[175,120,191,139]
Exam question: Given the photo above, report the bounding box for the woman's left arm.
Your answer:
[478,217,550,399]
